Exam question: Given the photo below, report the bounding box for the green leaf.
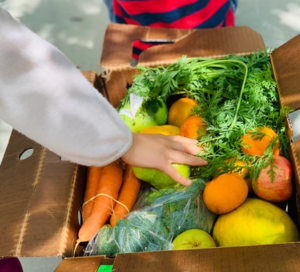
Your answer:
[121,51,291,182]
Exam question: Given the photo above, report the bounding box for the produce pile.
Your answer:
[85,178,216,256]
[77,51,300,257]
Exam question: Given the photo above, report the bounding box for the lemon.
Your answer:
[168,98,197,127]
[141,125,180,136]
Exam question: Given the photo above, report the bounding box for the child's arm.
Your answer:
[0,8,207,186]
[0,7,132,166]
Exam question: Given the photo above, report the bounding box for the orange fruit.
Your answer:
[241,127,280,156]
[179,115,207,139]
[203,173,248,214]
[225,159,252,193]
[168,98,198,127]
[141,125,180,136]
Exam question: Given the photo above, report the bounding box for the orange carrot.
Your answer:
[82,166,102,223]
[78,160,123,242]
[110,165,141,227]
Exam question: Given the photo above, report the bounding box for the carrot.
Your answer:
[110,165,141,227]
[82,166,102,223]
[77,160,123,242]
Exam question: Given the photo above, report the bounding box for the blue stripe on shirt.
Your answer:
[118,0,211,26]
[195,1,230,28]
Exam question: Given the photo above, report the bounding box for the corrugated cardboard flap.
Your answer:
[270,35,300,226]
[112,243,300,272]
[101,24,266,109]
[54,256,105,272]
[101,24,265,70]
[0,131,84,257]
[271,34,300,110]
[0,72,98,258]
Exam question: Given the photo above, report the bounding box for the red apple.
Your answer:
[253,156,292,202]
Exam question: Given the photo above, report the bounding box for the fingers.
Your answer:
[122,133,208,189]
[144,133,199,147]
[162,163,192,186]
[166,135,198,145]
[170,141,202,156]
[143,133,207,165]
[169,151,208,166]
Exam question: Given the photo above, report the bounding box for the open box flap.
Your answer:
[0,72,99,258]
[101,24,266,108]
[0,131,84,257]
[54,256,105,272]
[270,34,300,111]
[112,243,300,272]
[101,24,193,70]
[138,26,266,67]
[270,35,300,224]
[101,24,265,70]
[270,34,300,141]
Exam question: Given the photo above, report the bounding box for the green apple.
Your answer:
[119,93,168,133]
[132,163,191,189]
[172,229,216,250]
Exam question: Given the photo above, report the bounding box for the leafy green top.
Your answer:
[119,51,292,183]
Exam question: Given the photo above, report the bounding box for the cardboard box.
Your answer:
[1,23,300,271]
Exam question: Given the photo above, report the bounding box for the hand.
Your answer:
[121,133,208,186]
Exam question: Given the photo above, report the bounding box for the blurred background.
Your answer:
[1,0,300,271]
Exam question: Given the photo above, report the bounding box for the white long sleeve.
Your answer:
[0,7,132,166]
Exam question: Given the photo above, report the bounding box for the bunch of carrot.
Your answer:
[77,160,141,243]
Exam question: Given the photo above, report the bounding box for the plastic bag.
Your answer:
[84,178,217,257]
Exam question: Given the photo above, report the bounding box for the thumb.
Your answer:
[162,163,192,186]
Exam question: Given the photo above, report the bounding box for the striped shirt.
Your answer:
[103,0,238,60]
